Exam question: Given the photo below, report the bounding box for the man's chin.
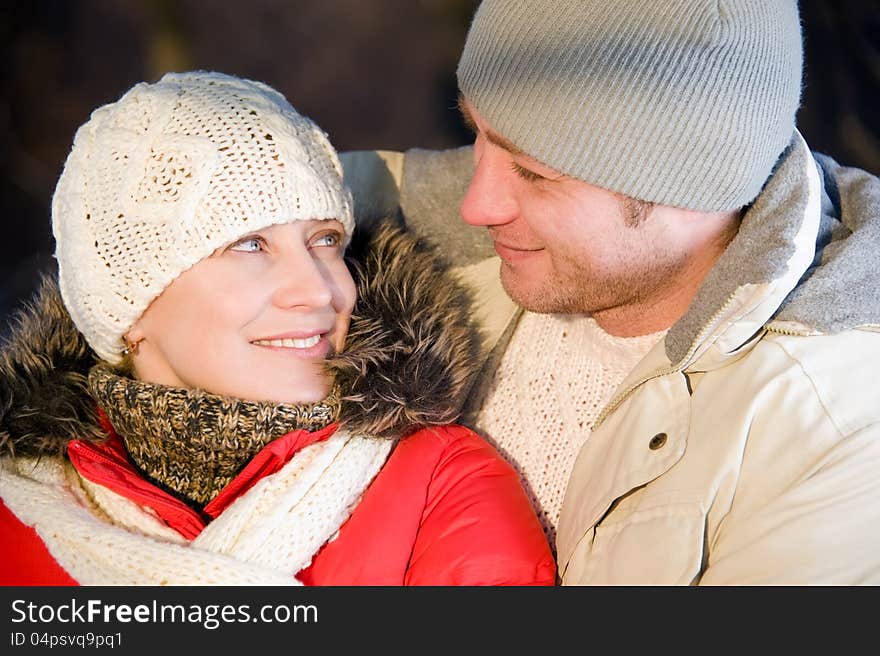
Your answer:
[500,269,560,313]
[499,266,591,314]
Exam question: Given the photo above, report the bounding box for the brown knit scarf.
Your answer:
[87,364,341,510]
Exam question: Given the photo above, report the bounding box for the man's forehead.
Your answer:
[457,95,525,157]
[457,95,568,181]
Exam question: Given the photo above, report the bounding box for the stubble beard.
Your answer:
[499,245,686,318]
[499,261,592,314]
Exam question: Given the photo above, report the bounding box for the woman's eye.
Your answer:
[311,232,342,248]
[510,161,543,182]
[228,237,264,253]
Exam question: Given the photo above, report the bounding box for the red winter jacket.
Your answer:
[0,423,555,586]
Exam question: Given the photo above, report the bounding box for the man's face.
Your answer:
[458,99,691,328]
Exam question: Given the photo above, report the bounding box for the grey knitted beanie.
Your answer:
[457,0,803,211]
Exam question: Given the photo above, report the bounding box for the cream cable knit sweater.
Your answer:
[476,312,665,548]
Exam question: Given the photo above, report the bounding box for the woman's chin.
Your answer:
[240,382,331,406]
[220,366,332,405]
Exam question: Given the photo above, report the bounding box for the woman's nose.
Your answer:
[460,145,519,227]
[270,252,334,310]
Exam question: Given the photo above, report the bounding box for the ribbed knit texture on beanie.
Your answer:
[457,0,803,211]
[52,71,353,363]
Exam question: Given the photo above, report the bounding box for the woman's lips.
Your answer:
[252,335,321,349]
[251,333,331,358]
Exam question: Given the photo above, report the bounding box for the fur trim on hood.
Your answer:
[0,221,483,457]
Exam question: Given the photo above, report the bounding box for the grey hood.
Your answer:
[666,132,880,364]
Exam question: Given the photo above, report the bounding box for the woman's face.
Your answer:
[126,219,356,404]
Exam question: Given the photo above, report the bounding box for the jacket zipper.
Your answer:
[764,323,819,337]
[67,440,122,467]
[594,299,876,428]
[68,440,208,531]
[766,322,880,336]
[593,293,740,430]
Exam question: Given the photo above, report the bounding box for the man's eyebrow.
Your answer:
[457,94,525,157]
[457,94,477,132]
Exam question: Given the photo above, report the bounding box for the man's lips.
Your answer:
[491,239,544,261]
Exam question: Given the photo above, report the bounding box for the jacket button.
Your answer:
[648,433,667,450]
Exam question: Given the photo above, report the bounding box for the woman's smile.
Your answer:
[250,332,333,358]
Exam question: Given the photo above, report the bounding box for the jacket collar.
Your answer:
[67,420,337,540]
[664,131,824,369]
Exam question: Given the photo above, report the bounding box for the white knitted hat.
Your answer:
[51,71,354,364]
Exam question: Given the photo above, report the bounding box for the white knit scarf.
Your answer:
[0,429,393,585]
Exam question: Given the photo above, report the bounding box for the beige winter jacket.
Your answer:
[340,131,880,584]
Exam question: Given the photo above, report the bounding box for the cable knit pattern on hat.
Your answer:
[51,71,354,363]
[476,312,665,548]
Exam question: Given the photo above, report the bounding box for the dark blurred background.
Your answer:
[2,0,878,337]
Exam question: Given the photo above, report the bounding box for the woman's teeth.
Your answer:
[253,335,321,349]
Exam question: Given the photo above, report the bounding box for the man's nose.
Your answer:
[270,252,334,310]
[460,146,519,227]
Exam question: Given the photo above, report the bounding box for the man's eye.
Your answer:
[228,237,264,253]
[510,162,543,182]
